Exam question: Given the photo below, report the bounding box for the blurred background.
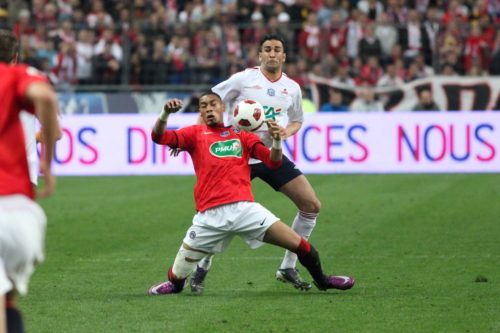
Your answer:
[3,0,500,113]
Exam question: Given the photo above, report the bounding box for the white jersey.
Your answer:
[20,111,38,186]
[212,66,304,164]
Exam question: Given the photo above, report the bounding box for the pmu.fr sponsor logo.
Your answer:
[209,139,242,158]
[398,124,496,162]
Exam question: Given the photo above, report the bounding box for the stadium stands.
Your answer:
[1,0,499,89]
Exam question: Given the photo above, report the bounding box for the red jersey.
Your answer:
[0,63,49,200]
[152,124,281,212]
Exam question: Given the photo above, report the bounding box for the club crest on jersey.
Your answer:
[281,88,289,96]
[267,88,275,96]
[189,231,196,239]
[231,127,241,134]
[220,131,230,137]
[209,139,242,158]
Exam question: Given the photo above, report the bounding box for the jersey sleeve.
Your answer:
[212,71,246,105]
[151,125,197,150]
[241,131,282,168]
[287,85,305,123]
[16,66,50,112]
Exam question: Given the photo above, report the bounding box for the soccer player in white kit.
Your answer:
[190,34,322,292]
[0,29,60,333]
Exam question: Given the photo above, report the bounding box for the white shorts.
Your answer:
[183,201,279,254]
[0,195,46,296]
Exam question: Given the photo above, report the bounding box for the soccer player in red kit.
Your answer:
[147,92,354,295]
[0,29,60,333]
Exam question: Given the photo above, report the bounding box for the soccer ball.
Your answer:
[233,100,265,132]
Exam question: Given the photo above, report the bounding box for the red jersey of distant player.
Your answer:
[152,124,281,212]
[0,63,49,200]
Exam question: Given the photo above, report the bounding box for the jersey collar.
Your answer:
[260,66,282,83]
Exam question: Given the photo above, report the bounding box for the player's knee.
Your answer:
[300,198,321,214]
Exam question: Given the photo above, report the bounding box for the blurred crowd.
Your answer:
[2,0,500,88]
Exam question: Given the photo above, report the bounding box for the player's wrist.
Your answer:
[159,108,170,121]
[272,138,282,149]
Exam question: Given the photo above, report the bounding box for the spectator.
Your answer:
[32,0,46,25]
[441,63,459,76]
[331,65,356,87]
[92,41,121,84]
[405,62,420,82]
[298,13,321,61]
[142,12,167,40]
[463,24,489,71]
[86,0,113,28]
[346,10,366,59]
[13,9,33,39]
[357,0,384,21]
[320,90,348,111]
[412,89,440,111]
[276,13,295,55]
[42,2,59,33]
[442,51,465,75]
[360,56,383,85]
[317,0,342,27]
[350,86,385,112]
[399,9,429,59]
[375,12,399,58]
[94,28,122,62]
[285,62,306,88]
[422,7,440,65]
[54,20,76,47]
[52,41,78,86]
[413,53,435,78]
[386,0,408,24]
[76,29,94,84]
[489,29,500,74]
[36,39,57,68]
[350,56,364,85]
[243,12,269,48]
[440,0,469,25]
[377,63,404,87]
[324,11,347,56]
[70,7,87,30]
[358,24,382,63]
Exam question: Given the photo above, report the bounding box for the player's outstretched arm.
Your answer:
[153,98,183,136]
[26,82,61,198]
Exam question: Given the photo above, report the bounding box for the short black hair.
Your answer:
[259,34,285,53]
[0,29,18,64]
[199,90,222,102]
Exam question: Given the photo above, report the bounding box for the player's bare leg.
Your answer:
[277,175,321,288]
[263,221,354,292]
[149,244,207,295]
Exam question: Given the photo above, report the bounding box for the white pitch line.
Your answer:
[70,255,500,262]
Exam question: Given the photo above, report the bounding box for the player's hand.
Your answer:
[266,120,281,140]
[163,99,183,113]
[278,125,288,141]
[169,148,185,157]
[36,161,56,198]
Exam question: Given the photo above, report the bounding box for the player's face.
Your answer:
[199,95,226,127]
[259,40,286,74]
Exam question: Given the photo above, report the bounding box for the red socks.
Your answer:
[293,238,311,257]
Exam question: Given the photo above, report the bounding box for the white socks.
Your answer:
[172,246,207,279]
[198,253,215,270]
[280,210,318,270]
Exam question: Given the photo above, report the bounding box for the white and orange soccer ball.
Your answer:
[233,100,265,132]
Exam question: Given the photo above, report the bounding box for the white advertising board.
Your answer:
[49,113,499,175]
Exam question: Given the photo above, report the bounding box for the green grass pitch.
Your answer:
[20,174,500,332]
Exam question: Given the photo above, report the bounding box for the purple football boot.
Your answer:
[148,267,187,295]
[313,275,355,291]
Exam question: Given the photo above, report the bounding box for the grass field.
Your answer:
[20,174,500,333]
